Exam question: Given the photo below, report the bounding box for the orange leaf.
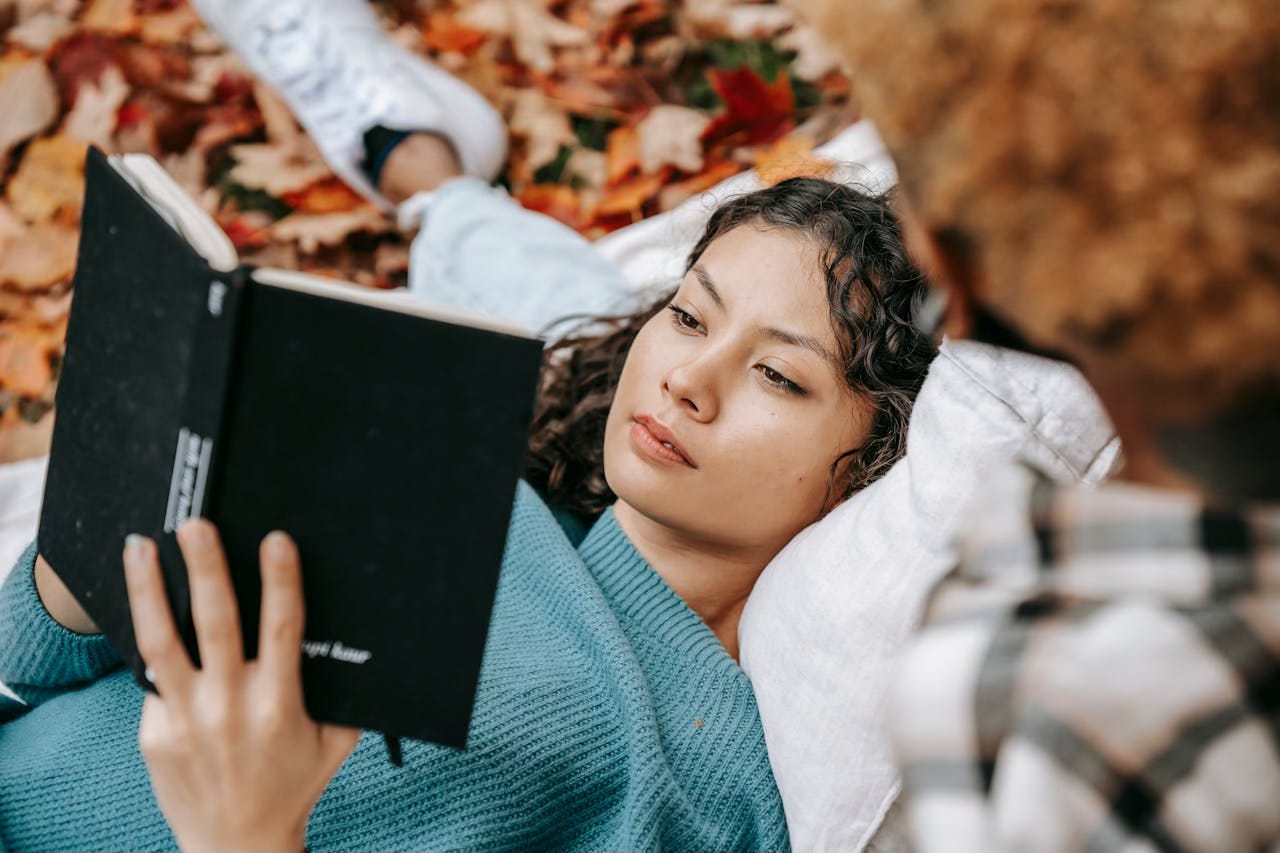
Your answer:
[658,159,744,210]
[605,124,640,185]
[280,178,365,214]
[422,12,489,55]
[515,184,580,228]
[593,169,668,218]
[220,216,270,253]
[753,135,835,186]
[703,66,795,146]
[0,327,56,398]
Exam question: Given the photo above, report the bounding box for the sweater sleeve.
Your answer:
[0,541,122,714]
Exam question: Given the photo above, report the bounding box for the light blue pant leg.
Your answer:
[404,179,638,335]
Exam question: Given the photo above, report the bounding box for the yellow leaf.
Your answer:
[5,135,88,224]
[753,135,835,186]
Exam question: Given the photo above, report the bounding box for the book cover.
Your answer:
[38,148,544,747]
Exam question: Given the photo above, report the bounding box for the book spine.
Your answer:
[162,267,250,534]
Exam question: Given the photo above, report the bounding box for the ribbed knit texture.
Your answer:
[0,484,789,852]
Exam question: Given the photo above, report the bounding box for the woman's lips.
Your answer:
[631,418,696,468]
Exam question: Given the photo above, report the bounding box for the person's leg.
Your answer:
[190,0,638,333]
[374,140,636,332]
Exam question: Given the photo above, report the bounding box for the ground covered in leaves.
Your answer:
[0,0,853,462]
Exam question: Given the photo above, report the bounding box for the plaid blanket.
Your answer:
[892,464,1280,853]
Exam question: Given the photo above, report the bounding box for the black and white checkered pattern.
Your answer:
[891,465,1280,853]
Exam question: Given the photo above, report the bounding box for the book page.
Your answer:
[108,154,239,272]
[251,268,536,339]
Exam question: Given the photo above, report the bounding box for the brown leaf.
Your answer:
[0,405,55,464]
[0,326,57,397]
[508,90,576,172]
[636,105,710,174]
[61,64,129,148]
[0,57,60,170]
[0,220,79,291]
[227,139,332,197]
[270,207,391,254]
[605,124,640,185]
[79,0,137,35]
[5,134,87,224]
[7,11,75,52]
[457,0,589,74]
[137,4,203,45]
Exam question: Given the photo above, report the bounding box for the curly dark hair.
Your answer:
[524,177,936,519]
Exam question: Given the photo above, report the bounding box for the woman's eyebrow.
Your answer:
[693,265,839,368]
[763,326,839,368]
[693,266,725,308]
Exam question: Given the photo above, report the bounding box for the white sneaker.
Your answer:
[189,0,507,208]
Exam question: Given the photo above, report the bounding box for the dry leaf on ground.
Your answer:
[271,206,391,253]
[509,89,576,172]
[0,57,60,169]
[5,134,87,223]
[754,134,834,185]
[0,219,79,291]
[636,105,711,174]
[227,139,333,197]
[458,0,590,74]
[62,64,129,148]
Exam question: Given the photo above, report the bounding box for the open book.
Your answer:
[38,147,543,748]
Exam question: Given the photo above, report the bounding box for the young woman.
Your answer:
[0,3,934,851]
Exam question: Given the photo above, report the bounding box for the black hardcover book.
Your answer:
[38,147,543,748]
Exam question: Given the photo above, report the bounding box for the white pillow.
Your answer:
[739,340,1119,852]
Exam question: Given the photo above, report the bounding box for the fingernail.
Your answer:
[177,520,211,548]
[124,534,148,566]
[144,666,156,684]
[264,531,292,559]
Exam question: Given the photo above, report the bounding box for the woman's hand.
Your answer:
[123,521,360,853]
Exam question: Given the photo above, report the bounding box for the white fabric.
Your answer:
[0,455,45,589]
[739,341,1119,853]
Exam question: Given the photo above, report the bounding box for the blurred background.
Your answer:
[0,0,857,464]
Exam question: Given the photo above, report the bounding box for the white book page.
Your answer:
[251,267,535,339]
[108,154,239,272]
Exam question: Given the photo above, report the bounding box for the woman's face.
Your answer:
[604,224,871,556]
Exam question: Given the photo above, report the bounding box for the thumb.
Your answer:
[319,725,361,774]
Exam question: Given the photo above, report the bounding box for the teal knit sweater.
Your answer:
[0,484,789,851]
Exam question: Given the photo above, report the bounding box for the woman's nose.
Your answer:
[663,357,718,422]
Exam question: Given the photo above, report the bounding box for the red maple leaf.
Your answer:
[701,66,795,147]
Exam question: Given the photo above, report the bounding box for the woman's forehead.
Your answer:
[693,225,834,334]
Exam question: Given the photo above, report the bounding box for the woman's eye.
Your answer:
[666,304,705,334]
[757,365,806,395]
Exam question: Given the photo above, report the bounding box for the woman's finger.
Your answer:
[257,531,306,689]
[123,534,195,698]
[176,519,244,679]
